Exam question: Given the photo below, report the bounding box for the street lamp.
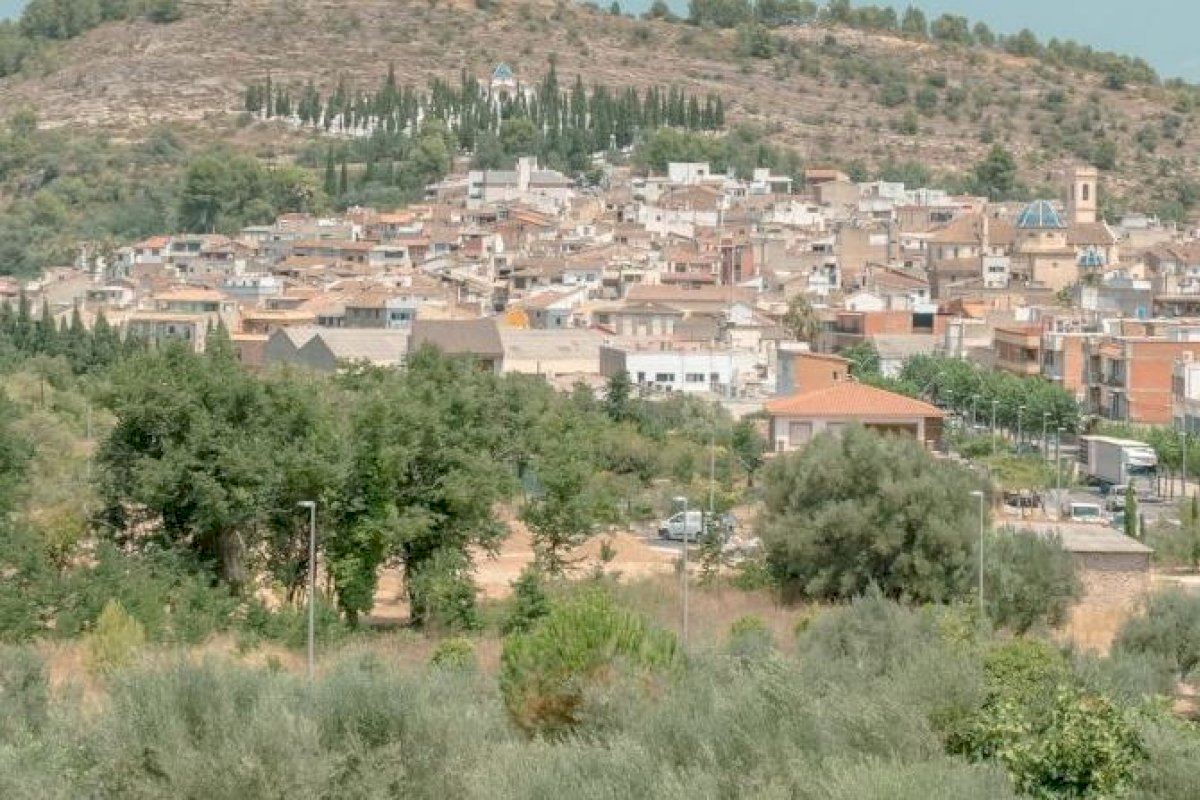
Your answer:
[991,399,1000,455]
[1182,431,1189,500]
[1055,426,1064,519]
[970,490,986,621]
[672,495,689,648]
[297,500,317,682]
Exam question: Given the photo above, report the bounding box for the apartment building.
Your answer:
[1085,329,1200,424]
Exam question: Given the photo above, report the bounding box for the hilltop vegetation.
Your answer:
[0,0,1197,215]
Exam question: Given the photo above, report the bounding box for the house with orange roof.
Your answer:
[765,382,944,452]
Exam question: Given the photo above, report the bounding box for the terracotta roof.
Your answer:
[765,382,944,419]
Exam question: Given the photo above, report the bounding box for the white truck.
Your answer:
[1078,436,1157,488]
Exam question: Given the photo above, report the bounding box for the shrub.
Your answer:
[949,640,1146,798]
[727,614,774,660]
[0,645,47,743]
[1114,589,1200,681]
[502,566,551,635]
[85,599,146,674]
[430,637,476,671]
[500,589,679,736]
[985,530,1081,634]
[408,547,482,632]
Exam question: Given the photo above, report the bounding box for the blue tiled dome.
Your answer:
[492,63,515,80]
[1078,247,1105,268]
[1015,200,1066,230]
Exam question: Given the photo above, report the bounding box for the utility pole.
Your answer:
[674,495,690,649]
[970,490,986,623]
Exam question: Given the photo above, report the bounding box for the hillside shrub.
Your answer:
[1114,588,1200,681]
[0,645,47,743]
[430,637,477,671]
[500,589,679,736]
[85,599,145,674]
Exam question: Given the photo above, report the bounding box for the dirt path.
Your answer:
[367,517,681,625]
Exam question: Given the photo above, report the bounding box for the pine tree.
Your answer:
[324,149,337,197]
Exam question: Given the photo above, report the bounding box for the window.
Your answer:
[685,373,706,383]
[636,372,645,383]
[654,373,675,384]
[710,372,720,383]
[1082,183,1090,202]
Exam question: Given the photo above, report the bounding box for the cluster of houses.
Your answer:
[20,130,1200,452]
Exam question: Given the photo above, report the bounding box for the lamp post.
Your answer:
[991,399,1000,455]
[1017,404,1026,449]
[1182,431,1189,499]
[297,500,317,682]
[673,495,689,648]
[1042,411,1051,459]
[970,490,986,622]
[1055,426,1064,519]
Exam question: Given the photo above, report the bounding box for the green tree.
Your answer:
[841,340,881,378]
[604,369,634,422]
[900,5,927,37]
[781,294,822,342]
[522,436,598,575]
[759,426,982,603]
[973,144,1019,200]
[985,530,1081,634]
[1125,484,1139,539]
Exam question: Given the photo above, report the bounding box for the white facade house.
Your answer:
[600,345,758,395]
[667,162,713,185]
[467,157,574,208]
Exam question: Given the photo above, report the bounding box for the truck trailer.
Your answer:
[1078,436,1158,488]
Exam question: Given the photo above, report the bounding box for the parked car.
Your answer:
[1068,502,1106,524]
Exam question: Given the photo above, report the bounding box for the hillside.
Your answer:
[0,0,1197,211]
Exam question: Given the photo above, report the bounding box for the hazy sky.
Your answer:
[2,0,1196,80]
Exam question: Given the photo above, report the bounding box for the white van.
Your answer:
[658,510,705,542]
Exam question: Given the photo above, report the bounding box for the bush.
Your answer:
[985,530,1081,634]
[760,427,982,603]
[500,588,679,736]
[502,566,551,635]
[408,547,482,631]
[1115,589,1200,682]
[0,645,47,743]
[430,637,476,671]
[727,614,774,660]
[949,640,1146,798]
[85,599,146,674]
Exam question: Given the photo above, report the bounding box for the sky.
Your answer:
[2,0,1197,81]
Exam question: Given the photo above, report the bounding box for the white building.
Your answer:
[599,344,759,396]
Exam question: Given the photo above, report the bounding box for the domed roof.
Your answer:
[1078,247,1106,268]
[492,63,515,80]
[1015,200,1066,230]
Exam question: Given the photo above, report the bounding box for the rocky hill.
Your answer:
[1,0,1198,211]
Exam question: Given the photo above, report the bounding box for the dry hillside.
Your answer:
[1,0,1196,205]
